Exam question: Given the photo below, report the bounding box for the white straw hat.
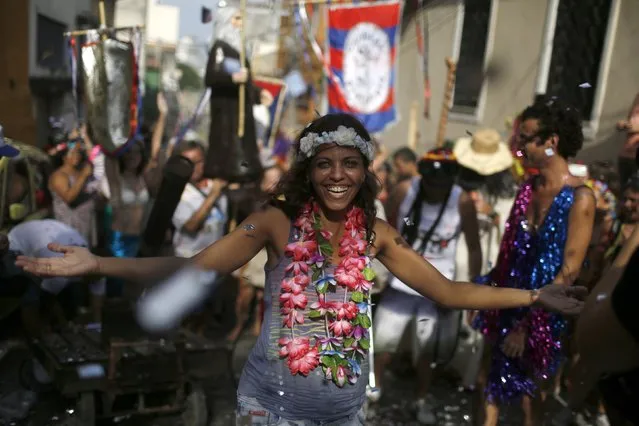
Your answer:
[453,128,513,176]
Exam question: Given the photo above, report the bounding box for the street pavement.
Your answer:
[0,333,577,426]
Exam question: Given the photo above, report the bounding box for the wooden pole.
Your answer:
[64,25,144,37]
[407,101,418,151]
[436,57,457,148]
[98,0,107,28]
[238,0,247,138]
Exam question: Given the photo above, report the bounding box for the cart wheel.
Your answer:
[75,392,96,426]
[181,383,209,426]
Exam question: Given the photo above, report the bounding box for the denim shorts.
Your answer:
[236,394,366,426]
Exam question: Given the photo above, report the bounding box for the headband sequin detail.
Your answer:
[298,125,375,162]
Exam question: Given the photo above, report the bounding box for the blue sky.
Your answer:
[162,0,213,42]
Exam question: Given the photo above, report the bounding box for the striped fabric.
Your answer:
[327,0,402,133]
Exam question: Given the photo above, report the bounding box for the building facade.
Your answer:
[384,0,638,161]
[0,0,113,146]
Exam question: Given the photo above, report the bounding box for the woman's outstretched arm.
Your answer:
[375,220,586,313]
[18,206,282,284]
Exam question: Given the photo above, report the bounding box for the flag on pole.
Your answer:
[252,77,287,148]
[201,6,212,23]
[327,0,403,133]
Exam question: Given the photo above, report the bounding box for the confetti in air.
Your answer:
[579,82,592,89]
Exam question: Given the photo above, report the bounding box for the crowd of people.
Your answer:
[0,90,636,425]
[0,6,638,423]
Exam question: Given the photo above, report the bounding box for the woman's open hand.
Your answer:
[15,244,99,278]
[536,284,589,316]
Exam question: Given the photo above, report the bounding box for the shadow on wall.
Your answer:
[576,129,625,164]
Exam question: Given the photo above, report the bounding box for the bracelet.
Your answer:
[530,289,540,305]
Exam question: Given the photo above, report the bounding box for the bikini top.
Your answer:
[121,184,149,206]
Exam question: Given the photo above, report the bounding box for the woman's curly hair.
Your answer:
[521,96,584,159]
[270,114,380,242]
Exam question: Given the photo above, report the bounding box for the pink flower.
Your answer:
[280,292,308,310]
[342,256,366,271]
[310,295,336,316]
[323,366,333,381]
[281,307,305,328]
[294,210,314,233]
[346,206,366,225]
[285,261,308,275]
[317,229,333,241]
[329,319,353,337]
[285,240,318,261]
[351,279,373,293]
[335,365,347,387]
[281,275,310,294]
[334,302,358,320]
[287,346,320,376]
[334,266,363,290]
[278,336,310,359]
[338,236,367,257]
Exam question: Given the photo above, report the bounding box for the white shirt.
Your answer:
[8,219,105,295]
[390,177,462,296]
[172,183,229,258]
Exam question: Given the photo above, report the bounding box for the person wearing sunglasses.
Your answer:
[472,97,595,426]
[370,147,482,424]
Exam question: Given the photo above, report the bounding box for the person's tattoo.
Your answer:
[242,223,257,238]
[393,236,411,249]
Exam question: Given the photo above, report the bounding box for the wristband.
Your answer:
[530,289,540,305]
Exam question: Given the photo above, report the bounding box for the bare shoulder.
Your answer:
[572,185,596,210]
[243,204,290,237]
[373,217,407,254]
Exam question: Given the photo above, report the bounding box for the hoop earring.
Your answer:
[544,148,555,157]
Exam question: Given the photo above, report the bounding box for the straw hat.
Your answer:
[453,128,513,176]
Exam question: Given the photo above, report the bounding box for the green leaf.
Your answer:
[362,267,376,281]
[359,338,370,350]
[336,358,349,367]
[319,242,334,255]
[321,356,336,368]
[357,314,372,329]
[343,337,355,348]
[312,269,322,281]
[313,215,322,230]
[308,310,323,319]
[316,283,328,294]
[351,291,364,303]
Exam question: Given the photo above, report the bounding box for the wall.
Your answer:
[383,0,548,154]
[0,1,34,143]
[578,0,639,162]
[146,1,179,46]
[383,0,638,164]
[29,0,92,78]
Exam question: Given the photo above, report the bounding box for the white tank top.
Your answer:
[390,177,462,296]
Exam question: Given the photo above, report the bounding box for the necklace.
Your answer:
[279,201,375,387]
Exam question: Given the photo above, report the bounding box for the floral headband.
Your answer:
[297,125,375,162]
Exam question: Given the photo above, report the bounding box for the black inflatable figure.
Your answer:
[204,1,263,183]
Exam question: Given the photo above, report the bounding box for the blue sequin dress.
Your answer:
[473,179,576,402]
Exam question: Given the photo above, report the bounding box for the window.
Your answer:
[545,0,612,120]
[36,14,67,71]
[452,0,493,114]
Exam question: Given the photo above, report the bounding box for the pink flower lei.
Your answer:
[278,201,375,387]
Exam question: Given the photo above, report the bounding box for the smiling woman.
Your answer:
[16,113,589,425]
